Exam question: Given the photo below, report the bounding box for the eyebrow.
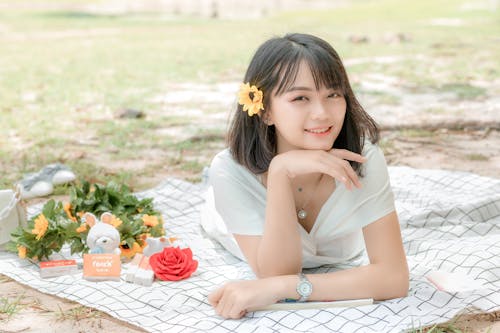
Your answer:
[285,86,314,92]
[285,86,341,93]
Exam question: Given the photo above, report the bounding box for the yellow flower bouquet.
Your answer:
[7,181,165,261]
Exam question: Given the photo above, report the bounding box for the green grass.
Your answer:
[440,83,487,99]
[0,0,498,190]
[465,153,489,161]
[0,295,24,320]
[56,305,101,321]
[400,129,436,138]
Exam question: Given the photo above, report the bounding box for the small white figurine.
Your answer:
[84,212,121,255]
[142,236,171,257]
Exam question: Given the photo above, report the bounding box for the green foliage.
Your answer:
[7,200,70,261]
[7,181,164,261]
[70,181,156,218]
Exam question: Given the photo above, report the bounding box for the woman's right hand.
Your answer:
[269,149,367,190]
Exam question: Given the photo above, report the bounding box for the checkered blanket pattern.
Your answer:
[0,166,499,333]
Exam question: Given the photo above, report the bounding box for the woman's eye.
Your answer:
[292,96,307,102]
[328,92,341,98]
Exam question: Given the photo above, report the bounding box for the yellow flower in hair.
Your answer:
[238,82,264,116]
[32,214,49,240]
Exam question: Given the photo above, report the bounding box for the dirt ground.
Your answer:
[1,129,500,333]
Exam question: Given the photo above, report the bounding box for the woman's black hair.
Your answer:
[227,33,379,175]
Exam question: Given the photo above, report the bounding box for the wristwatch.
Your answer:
[296,272,313,302]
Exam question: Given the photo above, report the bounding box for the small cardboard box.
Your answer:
[0,189,26,247]
[83,254,121,282]
[40,259,78,278]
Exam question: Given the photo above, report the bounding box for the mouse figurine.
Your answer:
[143,236,171,257]
[84,212,121,255]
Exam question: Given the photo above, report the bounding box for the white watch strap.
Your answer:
[297,272,312,302]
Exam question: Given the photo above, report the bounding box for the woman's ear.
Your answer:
[261,111,274,126]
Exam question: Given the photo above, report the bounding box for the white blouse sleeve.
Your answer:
[355,142,396,228]
[208,150,266,235]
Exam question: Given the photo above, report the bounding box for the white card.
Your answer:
[426,270,484,293]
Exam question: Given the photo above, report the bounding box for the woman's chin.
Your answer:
[305,143,334,151]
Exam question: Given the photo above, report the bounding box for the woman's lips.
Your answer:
[304,126,332,136]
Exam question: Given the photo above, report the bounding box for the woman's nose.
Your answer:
[310,101,328,119]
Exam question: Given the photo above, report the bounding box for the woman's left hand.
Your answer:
[208,278,284,319]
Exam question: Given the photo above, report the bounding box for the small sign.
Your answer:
[40,259,78,278]
[83,254,121,282]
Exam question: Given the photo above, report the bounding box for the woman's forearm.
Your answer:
[256,161,302,277]
[276,262,409,302]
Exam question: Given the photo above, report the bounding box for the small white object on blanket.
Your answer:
[426,270,485,293]
[143,236,171,257]
[133,256,154,287]
[125,253,143,283]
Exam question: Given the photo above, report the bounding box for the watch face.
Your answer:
[298,281,312,296]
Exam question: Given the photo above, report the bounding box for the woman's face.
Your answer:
[266,60,347,154]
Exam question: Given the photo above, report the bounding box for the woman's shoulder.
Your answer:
[362,139,382,157]
[209,149,258,183]
[210,149,239,174]
[362,140,387,167]
[211,148,232,166]
[360,140,391,186]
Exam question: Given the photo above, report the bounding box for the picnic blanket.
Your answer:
[0,166,499,333]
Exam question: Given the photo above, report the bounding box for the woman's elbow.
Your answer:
[376,265,409,300]
[388,266,410,299]
[393,273,409,298]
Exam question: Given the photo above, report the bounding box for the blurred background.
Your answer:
[1,0,499,193]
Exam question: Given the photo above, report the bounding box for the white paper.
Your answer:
[426,270,485,293]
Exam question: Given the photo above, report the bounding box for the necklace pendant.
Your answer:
[297,209,307,220]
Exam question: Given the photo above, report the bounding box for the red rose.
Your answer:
[149,247,198,281]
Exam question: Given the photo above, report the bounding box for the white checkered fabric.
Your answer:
[1,166,498,332]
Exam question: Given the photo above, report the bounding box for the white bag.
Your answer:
[0,189,27,246]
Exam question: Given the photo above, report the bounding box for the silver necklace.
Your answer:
[297,174,324,220]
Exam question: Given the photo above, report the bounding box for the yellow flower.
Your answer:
[120,242,142,259]
[100,213,122,228]
[17,245,27,259]
[110,216,123,228]
[76,224,87,233]
[32,214,49,240]
[63,202,77,222]
[142,215,159,227]
[238,82,264,116]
